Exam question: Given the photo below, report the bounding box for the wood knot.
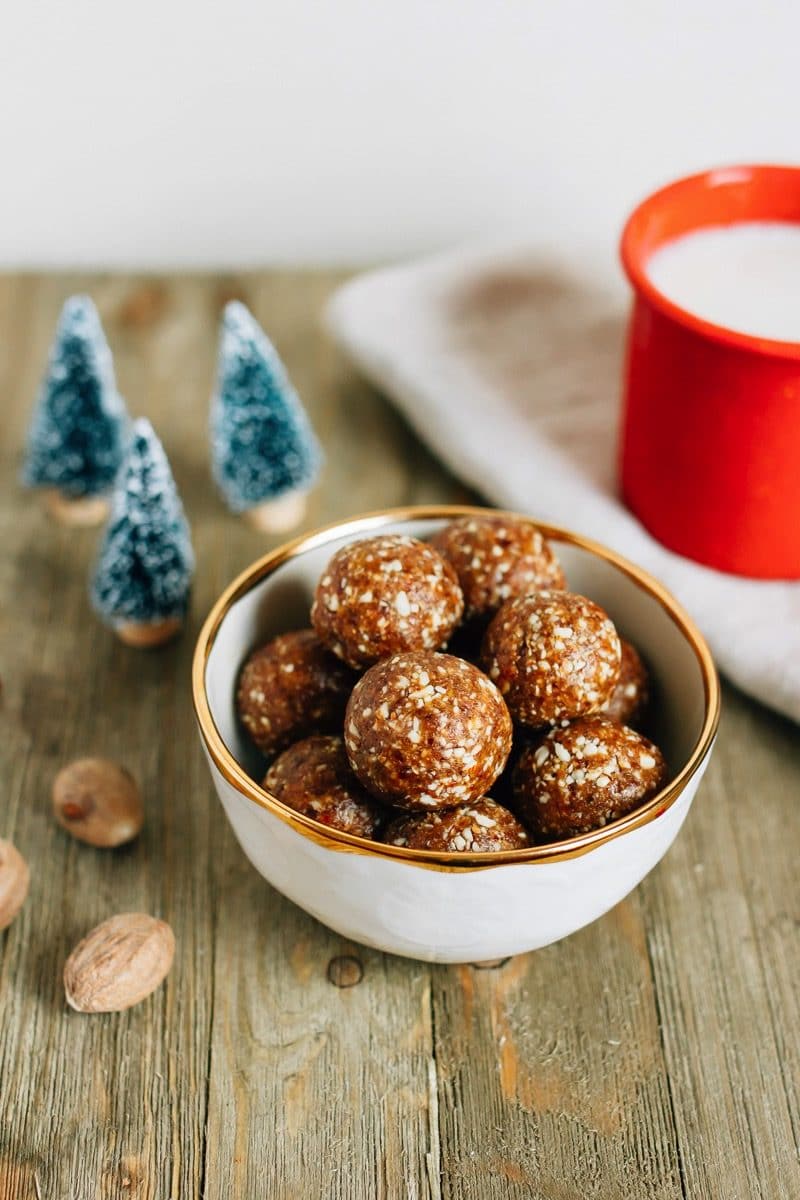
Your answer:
[117,283,168,329]
[471,957,510,970]
[327,955,363,988]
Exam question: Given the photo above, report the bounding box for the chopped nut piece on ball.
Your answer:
[513,714,666,840]
[237,629,355,758]
[481,591,621,728]
[384,798,529,852]
[311,535,463,669]
[345,650,512,811]
[431,514,565,623]
[264,735,384,838]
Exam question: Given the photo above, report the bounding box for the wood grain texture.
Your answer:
[0,271,797,1199]
[431,897,684,1200]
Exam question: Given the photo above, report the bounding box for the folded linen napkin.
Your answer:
[327,244,800,724]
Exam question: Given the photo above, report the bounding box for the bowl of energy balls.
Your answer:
[193,506,719,963]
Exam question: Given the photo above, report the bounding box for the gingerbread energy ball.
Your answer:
[265,736,384,838]
[237,629,355,758]
[311,535,463,669]
[513,715,667,840]
[602,638,650,727]
[384,798,529,853]
[345,651,512,810]
[432,515,565,624]
[481,591,621,728]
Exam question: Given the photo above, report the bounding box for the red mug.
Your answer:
[619,164,800,579]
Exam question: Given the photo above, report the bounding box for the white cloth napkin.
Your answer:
[327,243,800,725]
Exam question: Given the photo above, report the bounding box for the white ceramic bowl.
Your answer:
[192,506,720,963]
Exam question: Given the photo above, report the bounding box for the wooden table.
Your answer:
[1,272,798,1200]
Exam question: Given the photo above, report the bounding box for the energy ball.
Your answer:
[513,715,667,840]
[384,797,529,853]
[602,638,650,727]
[481,591,621,728]
[431,514,565,623]
[264,735,384,838]
[237,629,355,758]
[344,651,512,811]
[311,534,463,669]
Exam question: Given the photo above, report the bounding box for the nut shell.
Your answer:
[0,838,29,931]
[311,535,463,669]
[431,515,565,623]
[264,735,385,838]
[52,758,143,848]
[237,629,356,758]
[513,715,667,840]
[63,912,175,1013]
[345,651,512,811]
[601,639,650,727]
[481,591,621,728]
[384,798,529,852]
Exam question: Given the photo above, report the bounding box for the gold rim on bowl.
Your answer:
[192,505,721,871]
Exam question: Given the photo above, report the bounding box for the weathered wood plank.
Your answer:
[640,688,800,1200]
[430,896,683,1200]
[203,871,438,1200]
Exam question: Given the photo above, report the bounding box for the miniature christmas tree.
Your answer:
[91,419,194,647]
[210,302,323,532]
[22,295,128,526]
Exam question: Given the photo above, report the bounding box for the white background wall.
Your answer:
[1,1,798,277]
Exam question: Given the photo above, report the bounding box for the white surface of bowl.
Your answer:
[193,507,719,963]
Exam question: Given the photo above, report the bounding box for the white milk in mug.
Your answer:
[647,221,800,342]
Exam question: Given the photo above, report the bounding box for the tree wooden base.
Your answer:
[114,617,183,648]
[243,490,308,534]
[44,489,110,527]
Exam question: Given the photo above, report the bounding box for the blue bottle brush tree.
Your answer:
[210,301,323,531]
[91,418,194,647]
[22,295,129,525]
